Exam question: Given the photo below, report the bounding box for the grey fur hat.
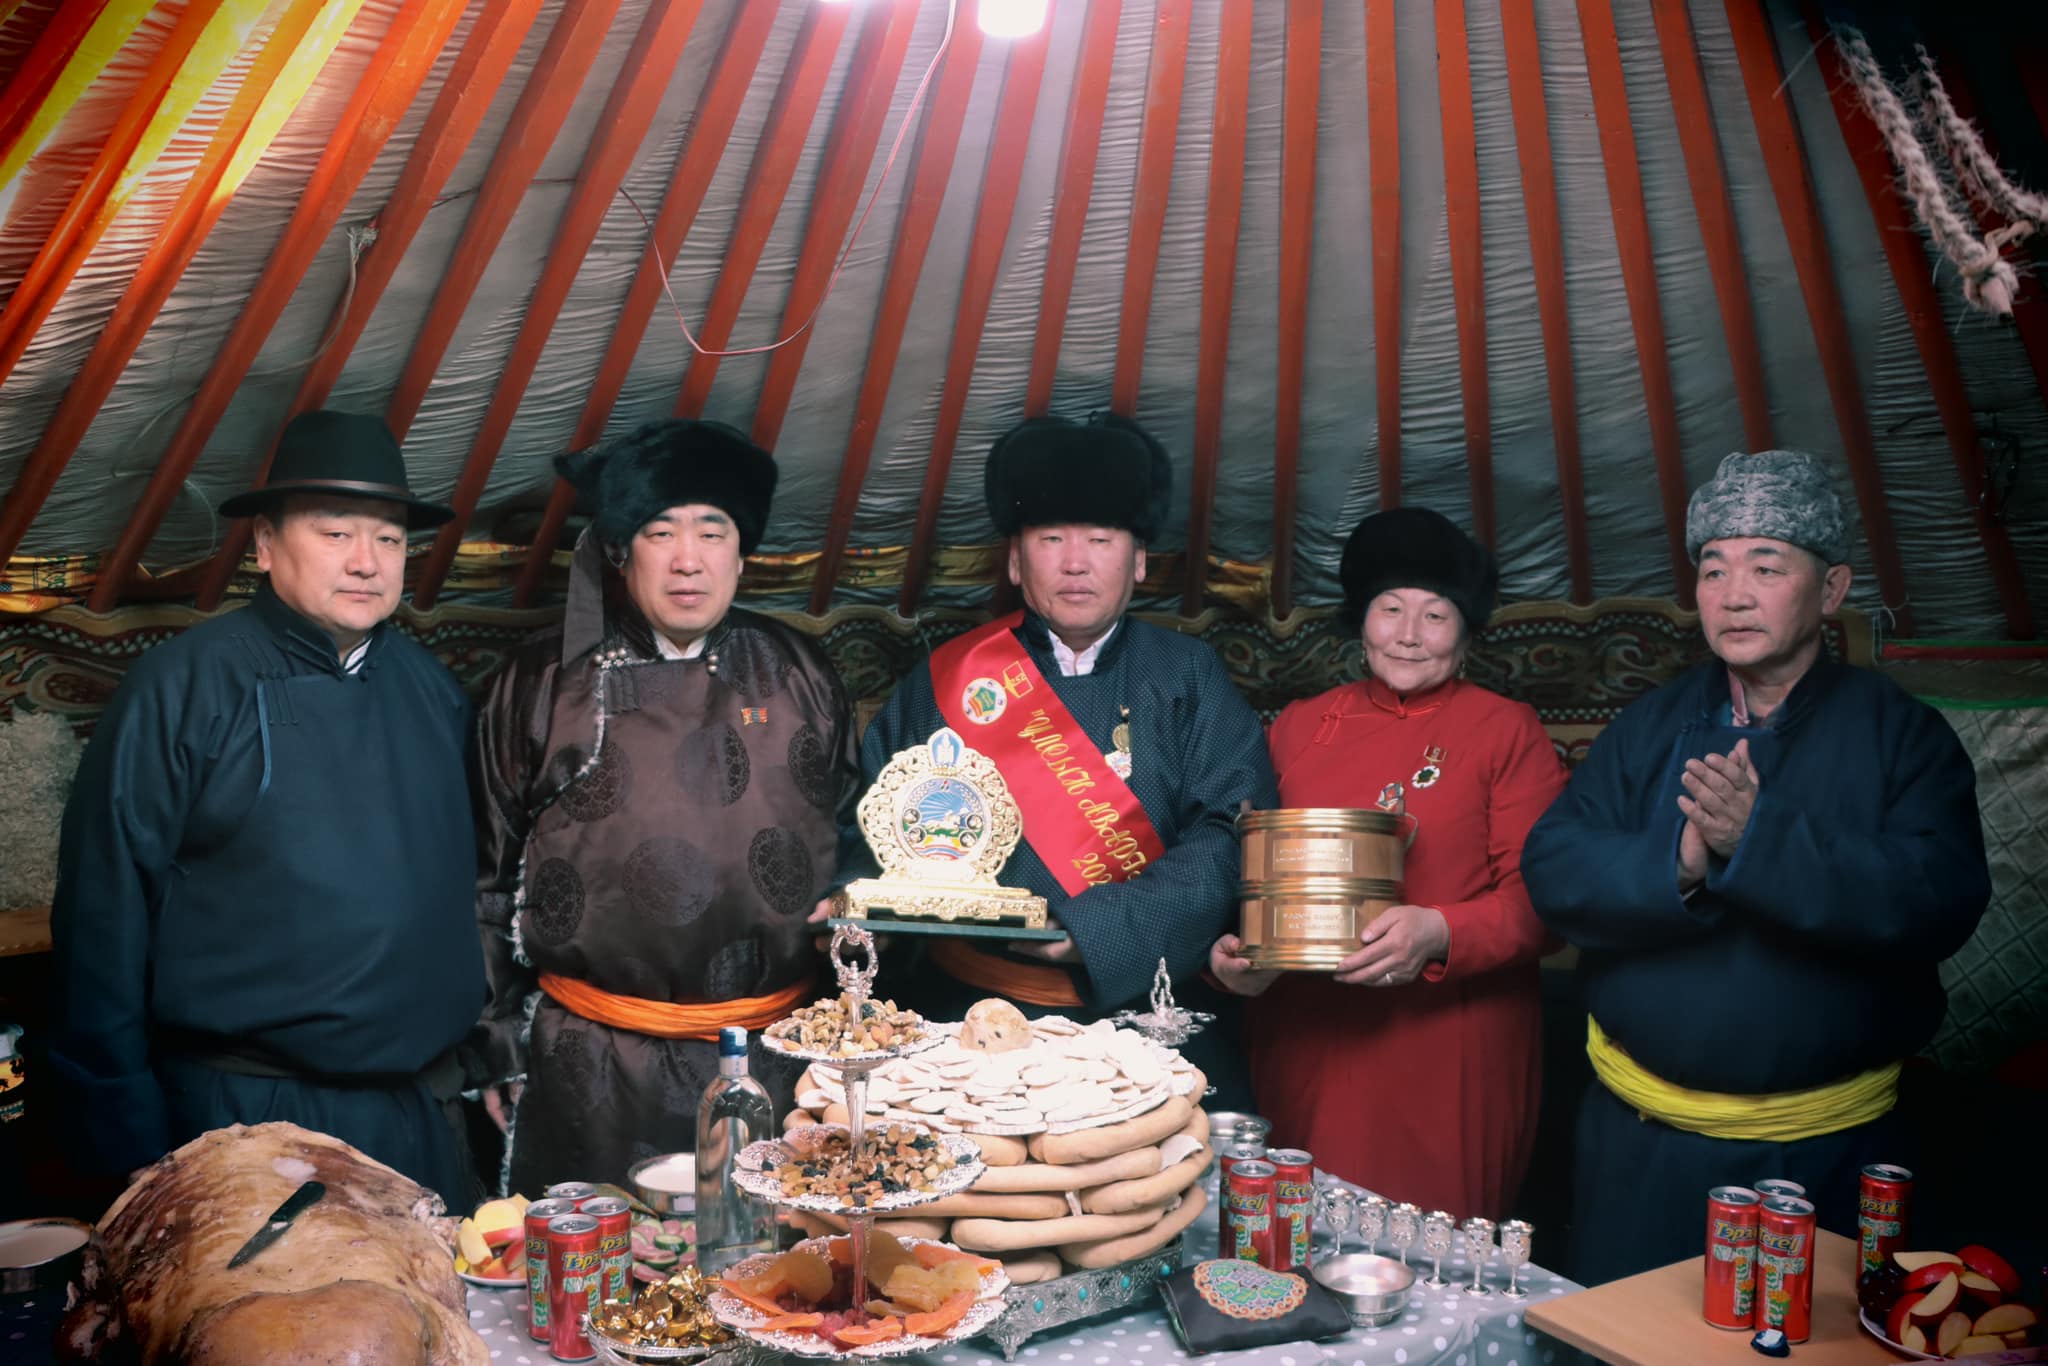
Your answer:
[1684,449,1850,565]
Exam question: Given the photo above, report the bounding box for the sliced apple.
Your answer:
[456,1218,491,1267]
[1910,1272,1960,1320]
[1972,1303,2038,1336]
[1905,1262,1962,1295]
[1936,1310,1973,1357]
[1956,1269,2004,1309]
[1894,1250,1964,1273]
[2006,1330,2032,1348]
[482,1225,523,1249]
[1889,1292,1929,1344]
[1955,1334,2010,1357]
[473,1198,527,1233]
[1899,1321,1929,1353]
[1958,1244,2023,1300]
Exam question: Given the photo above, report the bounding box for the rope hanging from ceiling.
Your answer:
[1833,25,2046,318]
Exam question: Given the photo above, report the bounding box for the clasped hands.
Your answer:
[1209,903,1451,997]
[1676,738,1760,890]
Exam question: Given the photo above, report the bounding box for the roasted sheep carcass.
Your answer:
[58,1123,487,1364]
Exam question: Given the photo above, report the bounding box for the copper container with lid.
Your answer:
[1237,807,1409,884]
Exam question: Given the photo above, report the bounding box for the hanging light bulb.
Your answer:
[979,0,1048,38]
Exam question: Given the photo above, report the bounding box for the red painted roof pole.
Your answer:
[747,0,923,453]
[1181,0,1253,617]
[88,0,472,611]
[1106,0,1191,415]
[896,8,1056,616]
[1648,0,1774,453]
[407,0,711,610]
[669,5,857,420]
[1576,0,1695,605]
[804,1,987,616]
[1021,0,1123,419]
[510,1,785,609]
[382,0,624,445]
[0,0,228,390]
[195,0,552,610]
[0,0,112,170]
[1434,0,1493,551]
[1267,0,1319,618]
[1722,0,1912,632]
[1365,0,1401,510]
[1499,0,1591,605]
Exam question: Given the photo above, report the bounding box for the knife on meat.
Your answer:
[226,1180,325,1269]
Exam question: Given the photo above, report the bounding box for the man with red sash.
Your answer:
[849,414,1276,1104]
[468,420,859,1193]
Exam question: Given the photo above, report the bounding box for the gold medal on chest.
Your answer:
[1105,708,1134,780]
[1412,743,1446,789]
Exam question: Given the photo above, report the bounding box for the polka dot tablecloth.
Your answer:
[465,1177,1587,1366]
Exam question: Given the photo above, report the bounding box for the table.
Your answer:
[472,1172,1585,1366]
[1524,1228,1873,1365]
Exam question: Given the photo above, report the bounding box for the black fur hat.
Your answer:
[555,419,777,555]
[983,413,1173,542]
[1339,506,1498,634]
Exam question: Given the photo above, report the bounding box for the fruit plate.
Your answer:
[733,1125,985,1214]
[1860,1309,1943,1360]
[760,1026,950,1069]
[708,1237,1009,1359]
[457,1267,524,1290]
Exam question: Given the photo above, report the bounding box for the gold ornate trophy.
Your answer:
[832,727,1052,934]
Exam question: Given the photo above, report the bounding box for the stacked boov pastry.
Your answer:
[783,1000,1214,1285]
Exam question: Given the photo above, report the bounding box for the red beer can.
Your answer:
[1224,1160,1278,1267]
[580,1196,633,1306]
[1858,1164,1913,1276]
[522,1198,579,1342]
[546,1181,599,1204]
[1268,1149,1315,1271]
[1754,1178,1805,1201]
[1702,1186,1761,1329]
[1216,1141,1266,1256]
[546,1213,603,1362]
[1756,1195,1817,1343]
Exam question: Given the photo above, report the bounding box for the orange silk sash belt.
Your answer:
[926,939,1085,1009]
[538,973,815,1040]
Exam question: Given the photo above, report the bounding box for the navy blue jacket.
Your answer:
[1522,658,1989,1095]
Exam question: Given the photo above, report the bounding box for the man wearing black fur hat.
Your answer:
[469,418,857,1194]
[49,410,485,1203]
[847,414,1276,1105]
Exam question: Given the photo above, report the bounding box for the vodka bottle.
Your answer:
[695,1026,776,1275]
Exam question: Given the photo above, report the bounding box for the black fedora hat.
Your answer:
[219,410,454,529]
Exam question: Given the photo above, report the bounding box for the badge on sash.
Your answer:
[1412,744,1446,788]
[1376,781,1404,813]
[961,676,1007,724]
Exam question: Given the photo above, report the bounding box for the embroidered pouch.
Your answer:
[1158,1259,1352,1354]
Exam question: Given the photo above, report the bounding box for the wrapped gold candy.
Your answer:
[591,1267,731,1349]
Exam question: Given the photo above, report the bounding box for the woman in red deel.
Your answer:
[1210,507,1566,1219]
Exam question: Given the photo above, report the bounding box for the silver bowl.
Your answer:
[0,1217,93,1296]
[1312,1252,1414,1327]
[626,1152,697,1215]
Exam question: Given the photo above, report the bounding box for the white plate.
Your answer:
[709,1236,1009,1359]
[457,1268,524,1290]
[762,1020,950,1067]
[734,1125,984,1215]
[1858,1308,1943,1360]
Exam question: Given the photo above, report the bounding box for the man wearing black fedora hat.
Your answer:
[466,418,857,1196]
[48,410,486,1204]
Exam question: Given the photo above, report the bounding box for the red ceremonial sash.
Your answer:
[929,613,1169,898]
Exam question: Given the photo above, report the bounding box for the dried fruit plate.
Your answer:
[761,1024,950,1068]
[709,1237,1009,1360]
[733,1124,984,1215]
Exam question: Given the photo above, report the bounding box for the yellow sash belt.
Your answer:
[541,973,814,1041]
[1586,1015,1900,1143]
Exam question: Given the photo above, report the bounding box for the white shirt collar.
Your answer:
[1049,622,1117,677]
[654,631,708,661]
[341,636,371,675]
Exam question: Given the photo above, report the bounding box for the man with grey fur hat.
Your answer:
[1523,450,1990,1284]
[466,418,859,1194]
